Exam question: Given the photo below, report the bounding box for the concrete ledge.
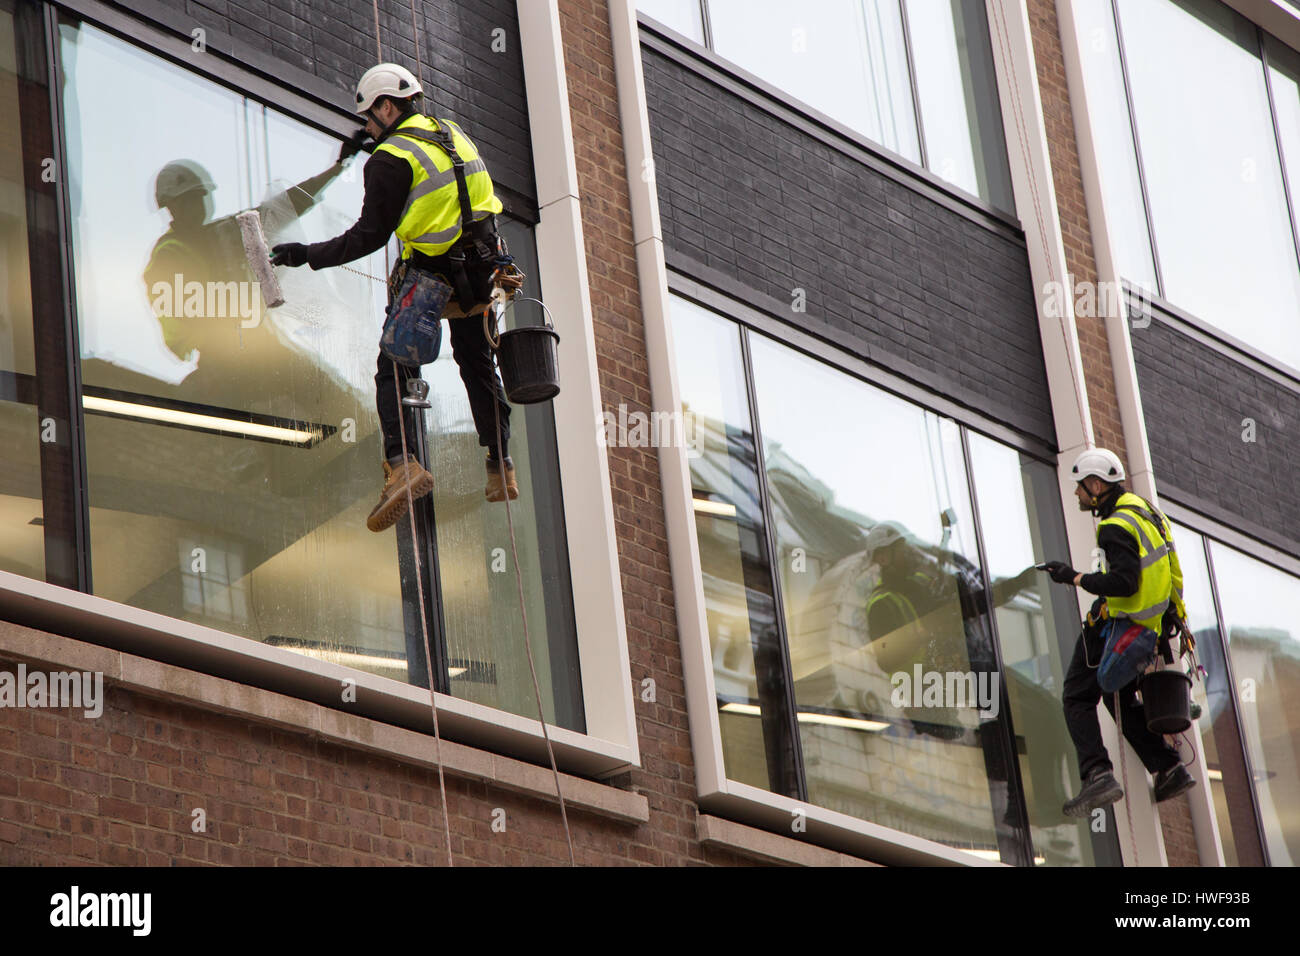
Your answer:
[0,569,637,778]
[0,620,650,827]
[696,815,879,867]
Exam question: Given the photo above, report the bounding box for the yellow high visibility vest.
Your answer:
[373,114,503,259]
[1098,492,1185,631]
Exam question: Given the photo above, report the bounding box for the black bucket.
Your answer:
[1140,669,1193,735]
[494,298,561,405]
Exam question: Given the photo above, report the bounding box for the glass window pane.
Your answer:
[968,432,1118,866]
[749,334,1023,859]
[670,296,799,796]
[1068,0,1158,294]
[0,4,42,580]
[1266,36,1300,257]
[62,17,404,678]
[637,0,705,42]
[709,0,921,163]
[1207,542,1300,865]
[1172,524,1257,867]
[58,19,583,729]
[1116,0,1300,367]
[426,222,582,730]
[904,0,1014,209]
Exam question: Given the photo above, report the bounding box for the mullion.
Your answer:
[737,325,808,802]
[1201,537,1272,866]
[1258,29,1300,288]
[958,426,1034,866]
[24,1,92,592]
[1109,0,1166,298]
[897,0,928,170]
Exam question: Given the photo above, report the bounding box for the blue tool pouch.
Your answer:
[1097,617,1159,693]
[380,265,453,367]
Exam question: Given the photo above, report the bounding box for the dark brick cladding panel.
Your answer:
[641,48,1054,446]
[112,0,536,208]
[1133,321,1300,559]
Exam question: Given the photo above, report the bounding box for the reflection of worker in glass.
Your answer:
[144,151,353,402]
[865,521,1037,671]
[863,519,1040,855]
[864,521,975,739]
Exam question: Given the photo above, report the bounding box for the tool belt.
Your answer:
[405,216,507,314]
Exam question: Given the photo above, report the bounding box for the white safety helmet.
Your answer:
[354,63,423,114]
[154,160,215,209]
[1070,447,1125,484]
[864,521,909,554]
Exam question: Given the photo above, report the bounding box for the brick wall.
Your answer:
[556,0,731,865]
[0,652,755,866]
[1025,0,1194,865]
[640,40,1056,447]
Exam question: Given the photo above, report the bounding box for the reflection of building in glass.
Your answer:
[687,402,1086,864]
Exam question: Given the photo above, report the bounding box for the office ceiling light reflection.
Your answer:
[966,849,1046,865]
[692,497,737,518]
[84,395,317,444]
[264,637,469,677]
[80,385,338,447]
[720,702,889,733]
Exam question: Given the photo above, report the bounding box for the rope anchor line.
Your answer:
[372,0,575,867]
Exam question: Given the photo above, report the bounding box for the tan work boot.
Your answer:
[485,456,518,502]
[366,455,434,532]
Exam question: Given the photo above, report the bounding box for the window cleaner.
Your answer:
[256,7,575,864]
[1039,448,1199,821]
[270,62,524,531]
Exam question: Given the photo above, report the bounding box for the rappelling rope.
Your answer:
[370,0,575,866]
[1083,616,1139,864]
[486,288,576,866]
[392,363,455,867]
[1114,690,1138,865]
[371,0,454,868]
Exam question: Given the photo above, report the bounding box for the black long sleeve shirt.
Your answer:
[305,150,412,270]
[1077,490,1142,598]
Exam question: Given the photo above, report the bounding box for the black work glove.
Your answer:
[1039,560,1079,584]
[271,243,310,268]
[338,128,372,164]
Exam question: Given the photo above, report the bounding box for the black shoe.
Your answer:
[1153,764,1196,803]
[1063,769,1124,818]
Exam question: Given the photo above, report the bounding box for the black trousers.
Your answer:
[1062,621,1179,780]
[375,314,511,464]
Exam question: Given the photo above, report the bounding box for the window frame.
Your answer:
[1095,0,1300,377]
[636,1,1016,216]
[636,8,1020,230]
[1162,499,1300,867]
[668,272,1120,865]
[0,0,642,776]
